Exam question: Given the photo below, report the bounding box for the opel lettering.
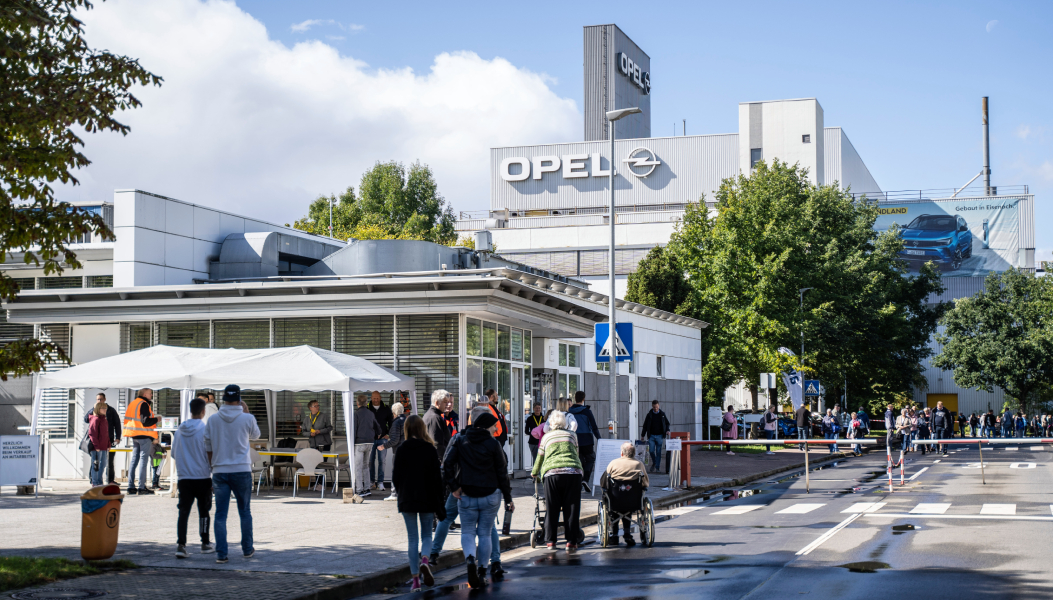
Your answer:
[499,149,658,182]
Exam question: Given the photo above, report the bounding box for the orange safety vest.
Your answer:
[122,397,158,439]
[488,404,505,438]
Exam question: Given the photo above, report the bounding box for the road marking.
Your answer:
[980,504,1016,515]
[776,503,825,514]
[962,463,988,469]
[842,502,887,514]
[932,460,941,464]
[1005,447,1019,451]
[907,467,929,481]
[1009,463,1036,469]
[867,514,1053,522]
[661,507,702,516]
[796,514,861,556]
[1030,446,1045,451]
[910,503,951,514]
[711,505,764,515]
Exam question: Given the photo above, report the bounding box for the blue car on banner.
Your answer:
[899,214,972,271]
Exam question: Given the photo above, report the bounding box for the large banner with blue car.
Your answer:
[874,197,1020,277]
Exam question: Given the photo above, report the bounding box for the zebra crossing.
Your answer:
[697,500,1053,519]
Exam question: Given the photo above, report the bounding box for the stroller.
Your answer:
[530,480,586,548]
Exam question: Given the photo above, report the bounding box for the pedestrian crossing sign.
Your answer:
[595,323,633,363]
[804,380,821,396]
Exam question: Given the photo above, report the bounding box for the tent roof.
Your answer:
[35,345,415,393]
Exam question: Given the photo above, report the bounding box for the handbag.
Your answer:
[720,417,733,432]
[79,430,93,454]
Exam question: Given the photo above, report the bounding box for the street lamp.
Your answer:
[604,107,642,439]
[799,287,813,409]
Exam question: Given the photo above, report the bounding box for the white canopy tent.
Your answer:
[31,345,416,491]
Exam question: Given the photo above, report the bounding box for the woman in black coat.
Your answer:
[391,415,445,591]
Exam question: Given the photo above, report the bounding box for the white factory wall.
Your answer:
[739,99,824,185]
[112,189,337,287]
[824,127,882,195]
[491,221,677,252]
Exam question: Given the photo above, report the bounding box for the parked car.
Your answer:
[777,417,798,438]
[899,214,972,271]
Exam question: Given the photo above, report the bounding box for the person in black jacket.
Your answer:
[83,392,121,484]
[568,391,601,490]
[443,412,513,590]
[931,401,952,456]
[392,415,445,592]
[367,391,394,491]
[641,400,670,472]
[423,390,452,461]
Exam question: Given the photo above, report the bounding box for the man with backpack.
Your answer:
[568,391,601,491]
[640,400,670,470]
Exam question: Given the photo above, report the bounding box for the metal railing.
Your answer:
[852,184,1030,202]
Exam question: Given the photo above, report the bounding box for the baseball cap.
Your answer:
[223,384,241,403]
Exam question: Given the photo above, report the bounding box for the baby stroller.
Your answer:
[598,474,655,547]
[530,479,586,548]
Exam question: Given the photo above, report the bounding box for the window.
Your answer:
[750,148,762,168]
[482,322,497,358]
[510,328,523,361]
[274,317,330,349]
[802,134,811,143]
[87,275,113,288]
[497,324,510,360]
[213,320,268,349]
[559,343,579,368]
[40,276,82,289]
[597,362,610,373]
[559,343,567,367]
[656,355,664,378]
[466,318,482,357]
[524,330,532,362]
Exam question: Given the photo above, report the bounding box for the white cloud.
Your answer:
[346,23,364,32]
[290,18,325,33]
[1016,124,1031,140]
[986,19,998,32]
[63,0,579,222]
[1039,160,1053,181]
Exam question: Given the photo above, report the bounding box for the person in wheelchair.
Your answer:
[599,442,649,547]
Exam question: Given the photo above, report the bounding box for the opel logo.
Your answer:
[623,147,661,178]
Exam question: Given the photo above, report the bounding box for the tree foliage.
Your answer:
[294,161,456,245]
[663,161,945,411]
[625,245,692,314]
[0,0,161,379]
[932,269,1053,412]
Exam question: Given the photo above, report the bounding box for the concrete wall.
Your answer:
[739,98,824,185]
[113,189,341,287]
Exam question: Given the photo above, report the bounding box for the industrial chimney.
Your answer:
[982,97,994,195]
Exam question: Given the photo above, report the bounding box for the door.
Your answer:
[927,394,959,413]
[510,367,522,471]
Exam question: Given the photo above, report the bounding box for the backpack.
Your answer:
[274,437,297,463]
[829,420,841,434]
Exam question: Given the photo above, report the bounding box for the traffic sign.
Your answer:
[595,323,633,362]
[804,380,821,396]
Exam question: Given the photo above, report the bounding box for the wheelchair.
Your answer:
[597,475,655,547]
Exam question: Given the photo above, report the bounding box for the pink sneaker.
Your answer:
[411,575,421,592]
[420,556,434,587]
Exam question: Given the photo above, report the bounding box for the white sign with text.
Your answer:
[0,435,40,487]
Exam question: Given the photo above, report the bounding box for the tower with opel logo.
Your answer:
[584,24,651,141]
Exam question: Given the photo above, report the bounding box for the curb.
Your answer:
[289,451,856,600]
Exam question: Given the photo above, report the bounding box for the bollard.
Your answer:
[804,439,810,493]
[886,442,893,493]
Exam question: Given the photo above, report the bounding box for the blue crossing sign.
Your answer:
[595,323,633,363]
[804,380,821,396]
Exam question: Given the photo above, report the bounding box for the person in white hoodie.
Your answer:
[204,384,261,563]
[171,398,215,558]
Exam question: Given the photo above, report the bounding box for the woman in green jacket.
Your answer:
[530,411,583,550]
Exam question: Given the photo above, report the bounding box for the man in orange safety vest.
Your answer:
[123,388,159,495]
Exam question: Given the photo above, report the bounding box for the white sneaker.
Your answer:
[765,451,775,455]
[727,451,735,455]
[377,482,386,491]
[385,493,398,502]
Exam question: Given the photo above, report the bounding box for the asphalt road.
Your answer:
[363,442,1053,600]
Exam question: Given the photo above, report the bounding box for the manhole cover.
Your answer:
[10,589,107,599]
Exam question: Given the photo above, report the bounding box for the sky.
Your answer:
[62,0,1053,261]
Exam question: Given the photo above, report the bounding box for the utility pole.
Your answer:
[799,287,813,409]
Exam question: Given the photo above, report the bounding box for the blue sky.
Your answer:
[71,1,1052,260]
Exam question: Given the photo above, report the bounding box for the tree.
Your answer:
[0,0,161,379]
[669,161,945,411]
[625,245,692,314]
[294,161,457,245]
[932,269,1053,413]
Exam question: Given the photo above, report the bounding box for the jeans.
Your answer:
[825,432,838,454]
[127,437,153,490]
[764,429,776,452]
[543,473,582,544]
[934,427,949,452]
[177,478,213,546]
[798,428,809,450]
[433,492,500,563]
[529,443,539,464]
[458,490,502,567]
[402,512,434,576]
[579,444,596,486]
[89,448,108,486]
[213,472,254,559]
[648,435,664,470]
[369,440,387,484]
[353,443,371,493]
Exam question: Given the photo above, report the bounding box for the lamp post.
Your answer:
[604,107,641,439]
[799,287,813,409]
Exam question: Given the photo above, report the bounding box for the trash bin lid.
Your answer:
[80,484,125,501]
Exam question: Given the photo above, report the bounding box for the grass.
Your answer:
[0,557,137,592]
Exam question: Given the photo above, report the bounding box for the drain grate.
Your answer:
[10,589,107,599]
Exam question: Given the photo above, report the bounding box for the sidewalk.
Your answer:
[2,447,856,599]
